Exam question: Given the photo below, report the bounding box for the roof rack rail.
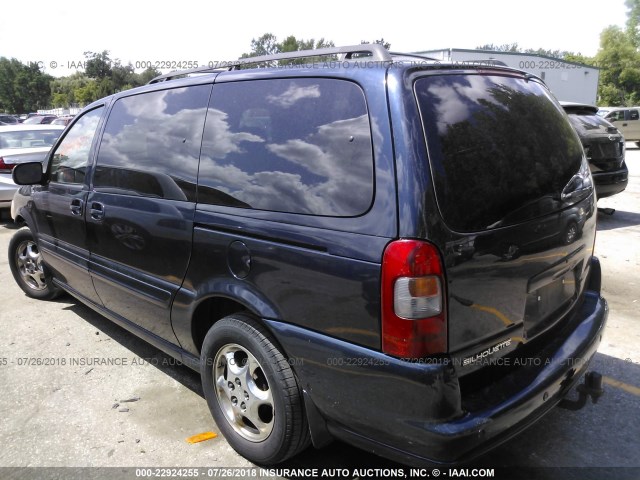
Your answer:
[148,67,228,84]
[147,44,392,84]
[388,52,439,61]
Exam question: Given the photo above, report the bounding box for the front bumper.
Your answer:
[267,290,608,466]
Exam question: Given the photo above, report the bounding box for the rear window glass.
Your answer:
[198,78,374,217]
[415,74,583,232]
[0,129,61,149]
[566,112,613,131]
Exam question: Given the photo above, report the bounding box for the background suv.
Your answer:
[562,102,628,199]
[599,106,640,146]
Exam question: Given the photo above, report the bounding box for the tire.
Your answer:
[8,228,61,300]
[200,313,310,464]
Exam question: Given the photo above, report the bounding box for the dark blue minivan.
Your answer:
[9,45,607,466]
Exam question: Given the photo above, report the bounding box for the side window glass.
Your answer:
[50,107,104,185]
[94,85,211,201]
[630,110,639,120]
[199,78,374,217]
[607,111,623,121]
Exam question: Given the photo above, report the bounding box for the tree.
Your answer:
[476,43,520,52]
[241,33,280,58]
[111,61,138,92]
[595,26,640,105]
[0,57,52,113]
[240,33,335,64]
[626,0,640,47]
[50,72,92,108]
[476,43,587,61]
[139,67,162,84]
[84,50,112,79]
[47,53,158,107]
[74,80,100,105]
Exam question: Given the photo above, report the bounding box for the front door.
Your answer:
[31,106,105,305]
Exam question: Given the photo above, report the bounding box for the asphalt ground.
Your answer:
[0,148,638,480]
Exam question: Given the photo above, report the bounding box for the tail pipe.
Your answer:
[558,371,604,411]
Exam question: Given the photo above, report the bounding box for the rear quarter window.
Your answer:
[198,78,374,217]
[415,74,584,232]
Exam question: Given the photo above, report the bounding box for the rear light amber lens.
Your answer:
[381,239,447,358]
[394,276,442,318]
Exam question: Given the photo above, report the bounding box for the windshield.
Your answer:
[415,73,585,232]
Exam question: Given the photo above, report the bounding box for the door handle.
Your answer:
[70,198,84,216]
[90,202,105,221]
[623,123,628,126]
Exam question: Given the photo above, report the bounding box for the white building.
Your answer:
[415,48,599,105]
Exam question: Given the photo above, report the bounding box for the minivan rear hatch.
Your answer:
[414,72,596,375]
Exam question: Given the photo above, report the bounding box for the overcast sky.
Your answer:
[0,0,629,77]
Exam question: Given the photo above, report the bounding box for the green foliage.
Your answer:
[241,33,280,57]
[476,43,587,61]
[50,72,91,107]
[240,33,335,65]
[74,81,100,105]
[84,50,112,79]
[476,43,520,52]
[0,58,52,113]
[595,26,640,105]
[626,0,640,47]
[139,67,162,84]
[44,54,163,108]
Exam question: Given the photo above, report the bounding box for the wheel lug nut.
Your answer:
[240,402,246,411]
[235,378,241,386]
[244,391,249,400]
[231,396,237,405]
[228,381,234,390]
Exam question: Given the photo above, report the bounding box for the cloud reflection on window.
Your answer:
[198,79,373,217]
[95,86,211,201]
[266,84,321,108]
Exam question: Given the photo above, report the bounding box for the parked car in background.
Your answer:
[0,115,20,125]
[22,115,58,125]
[50,115,75,126]
[598,106,640,146]
[562,102,628,199]
[0,125,64,210]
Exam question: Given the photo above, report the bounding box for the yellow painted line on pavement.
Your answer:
[186,432,218,444]
[603,376,640,397]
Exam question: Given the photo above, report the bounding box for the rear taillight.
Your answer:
[381,239,447,358]
[0,157,15,174]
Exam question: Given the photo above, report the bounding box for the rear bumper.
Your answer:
[0,173,18,206]
[267,290,608,466]
[593,168,629,199]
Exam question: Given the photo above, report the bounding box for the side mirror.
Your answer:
[13,162,45,185]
